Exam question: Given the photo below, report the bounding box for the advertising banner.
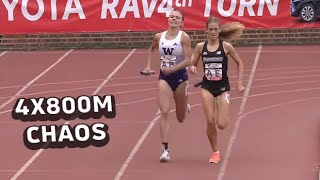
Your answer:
[0,0,319,34]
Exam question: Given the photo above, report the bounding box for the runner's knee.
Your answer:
[207,118,215,129]
[176,113,185,123]
[161,110,169,119]
[217,118,228,130]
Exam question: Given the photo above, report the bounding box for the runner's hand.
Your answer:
[238,83,245,92]
[189,65,197,74]
[140,67,155,76]
[161,67,174,76]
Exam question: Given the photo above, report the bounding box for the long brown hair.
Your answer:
[206,17,245,41]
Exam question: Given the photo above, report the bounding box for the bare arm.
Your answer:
[224,42,244,90]
[146,33,160,69]
[189,42,203,74]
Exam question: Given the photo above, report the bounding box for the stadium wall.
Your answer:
[1,28,320,51]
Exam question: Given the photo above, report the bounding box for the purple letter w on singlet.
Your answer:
[162,48,174,55]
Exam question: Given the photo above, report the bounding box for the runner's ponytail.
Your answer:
[206,17,245,41]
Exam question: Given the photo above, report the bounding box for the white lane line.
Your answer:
[0,49,73,111]
[217,45,262,180]
[10,49,136,180]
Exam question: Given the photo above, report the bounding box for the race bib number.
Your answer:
[205,63,222,81]
[160,55,176,68]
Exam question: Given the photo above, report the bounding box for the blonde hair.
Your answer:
[206,17,245,41]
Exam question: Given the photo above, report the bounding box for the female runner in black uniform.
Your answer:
[189,17,245,163]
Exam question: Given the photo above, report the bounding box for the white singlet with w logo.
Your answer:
[158,30,184,68]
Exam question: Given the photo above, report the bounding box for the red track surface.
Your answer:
[0,46,319,180]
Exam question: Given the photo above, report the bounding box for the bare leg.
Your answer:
[173,81,189,123]
[216,92,230,130]
[158,80,172,144]
[201,89,218,152]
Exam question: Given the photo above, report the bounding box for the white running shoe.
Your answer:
[160,149,170,163]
